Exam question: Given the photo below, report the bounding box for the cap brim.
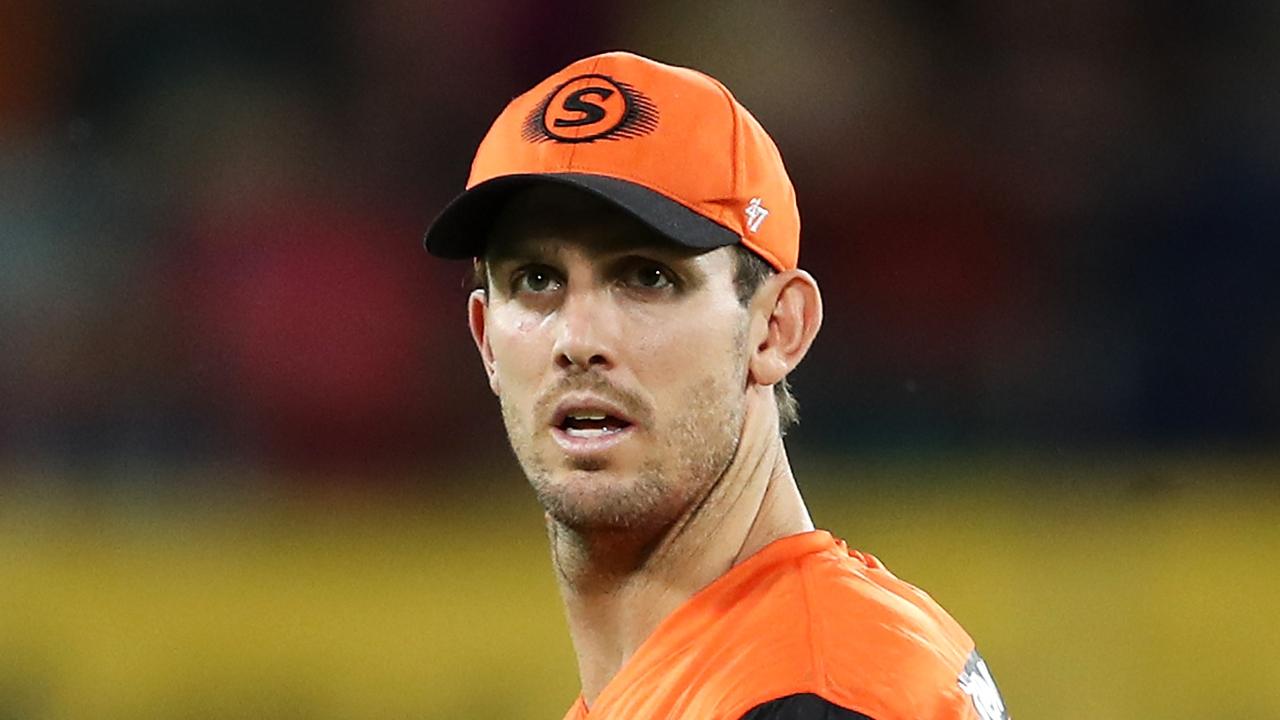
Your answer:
[422,173,741,259]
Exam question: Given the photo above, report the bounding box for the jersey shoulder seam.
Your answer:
[799,549,828,693]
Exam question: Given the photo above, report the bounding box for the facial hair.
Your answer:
[498,337,748,535]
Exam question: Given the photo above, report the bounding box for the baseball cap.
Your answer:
[422,50,800,271]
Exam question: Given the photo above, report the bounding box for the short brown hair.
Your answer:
[470,245,799,435]
[728,247,799,436]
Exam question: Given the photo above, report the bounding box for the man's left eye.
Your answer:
[631,266,673,289]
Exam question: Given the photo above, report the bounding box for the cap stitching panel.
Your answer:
[699,79,796,271]
[564,55,608,168]
[701,75,743,231]
[540,63,749,240]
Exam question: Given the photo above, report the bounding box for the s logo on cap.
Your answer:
[522,74,659,144]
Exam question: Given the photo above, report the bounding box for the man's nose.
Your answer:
[552,287,616,371]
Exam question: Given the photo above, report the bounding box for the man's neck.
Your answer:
[550,420,814,706]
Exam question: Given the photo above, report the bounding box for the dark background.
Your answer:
[3,1,1276,472]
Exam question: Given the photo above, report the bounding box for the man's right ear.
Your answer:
[468,289,500,396]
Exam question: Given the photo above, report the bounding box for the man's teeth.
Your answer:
[570,413,607,421]
[565,426,622,438]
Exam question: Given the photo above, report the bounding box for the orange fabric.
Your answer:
[560,531,981,720]
[467,51,800,271]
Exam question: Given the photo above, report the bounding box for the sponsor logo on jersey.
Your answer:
[522,74,659,143]
[958,650,1009,720]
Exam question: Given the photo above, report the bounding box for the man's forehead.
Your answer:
[486,184,708,262]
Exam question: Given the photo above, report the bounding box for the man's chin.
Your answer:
[533,471,671,533]
[565,455,610,473]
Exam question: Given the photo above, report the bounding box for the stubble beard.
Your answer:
[499,364,746,537]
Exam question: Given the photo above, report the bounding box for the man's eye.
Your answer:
[631,265,673,289]
[514,267,560,293]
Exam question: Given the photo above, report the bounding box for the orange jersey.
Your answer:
[561,530,1008,720]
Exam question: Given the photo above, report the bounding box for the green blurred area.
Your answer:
[2,452,1278,719]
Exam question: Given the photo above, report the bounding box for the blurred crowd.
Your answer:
[2,1,1277,474]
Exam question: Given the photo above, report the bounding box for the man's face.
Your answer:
[471,186,752,533]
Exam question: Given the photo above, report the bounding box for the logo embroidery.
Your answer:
[744,197,769,232]
[522,74,659,144]
[958,650,1009,720]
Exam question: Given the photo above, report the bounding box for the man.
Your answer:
[423,51,1009,720]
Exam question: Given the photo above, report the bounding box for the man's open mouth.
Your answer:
[558,412,633,439]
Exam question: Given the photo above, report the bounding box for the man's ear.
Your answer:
[468,289,501,396]
[747,269,823,388]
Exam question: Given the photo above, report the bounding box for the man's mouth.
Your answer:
[549,397,640,456]
[558,412,633,439]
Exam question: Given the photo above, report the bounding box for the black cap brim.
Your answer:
[422,173,740,259]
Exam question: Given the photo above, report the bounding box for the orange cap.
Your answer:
[423,51,800,271]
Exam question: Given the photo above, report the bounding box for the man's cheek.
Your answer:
[493,330,544,378]
[660,333,725,374]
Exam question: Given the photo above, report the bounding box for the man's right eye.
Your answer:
[512,267,561,294]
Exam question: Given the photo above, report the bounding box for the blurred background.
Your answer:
[2,1,1278,718]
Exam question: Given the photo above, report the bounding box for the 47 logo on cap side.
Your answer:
[522,74,660,144]
[744,197,769,233]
